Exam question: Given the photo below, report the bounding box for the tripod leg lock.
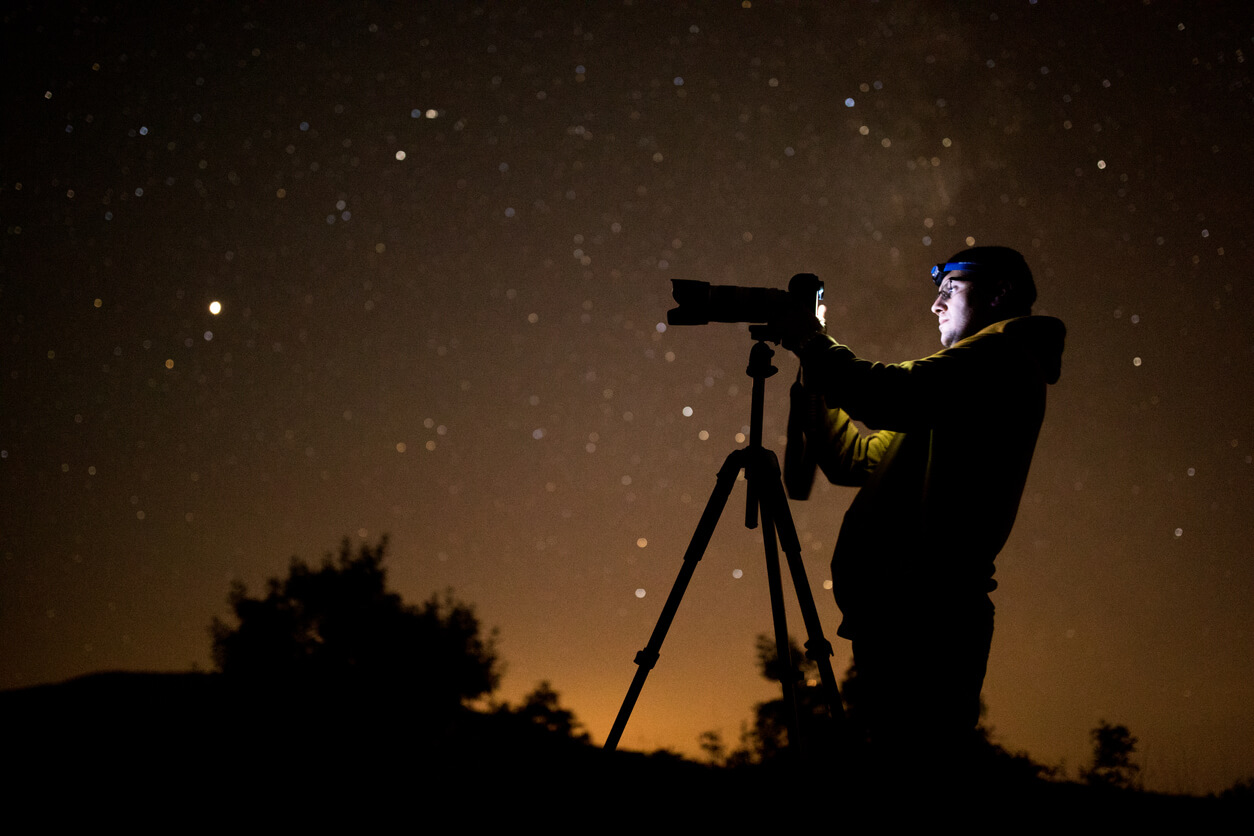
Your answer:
[803,637,834,662]
[633,648,660,671]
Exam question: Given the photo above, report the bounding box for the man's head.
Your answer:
[930,246,1036,346]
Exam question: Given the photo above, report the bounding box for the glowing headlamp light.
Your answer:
[930,261,983,284]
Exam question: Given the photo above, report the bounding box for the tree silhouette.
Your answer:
[1082,720,1141,789]
[698,729,727,765]
[507,680,590,742]
[210,536,498,709]
[731,633,832,762]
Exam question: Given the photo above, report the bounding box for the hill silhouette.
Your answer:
[2,669,1235,827]
[2,537,1243,826]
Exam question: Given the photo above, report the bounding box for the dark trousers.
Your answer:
[850,594,994,776]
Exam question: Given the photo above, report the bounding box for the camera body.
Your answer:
[667,274,824,342]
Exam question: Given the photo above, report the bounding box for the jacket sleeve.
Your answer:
[810,403,894,487]
[792,369,892,487]
[797,332,1001,432]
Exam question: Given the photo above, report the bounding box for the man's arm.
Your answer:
[794,331,996,432]
[788,372,893,487]
[811,402,894,487]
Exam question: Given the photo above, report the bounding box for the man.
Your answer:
[783,246,1065,770]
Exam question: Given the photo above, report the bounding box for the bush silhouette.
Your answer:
[210,537,498,709]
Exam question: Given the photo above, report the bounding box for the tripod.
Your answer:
[603,336,845,756]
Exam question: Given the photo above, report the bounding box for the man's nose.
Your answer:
[932,294,946,314]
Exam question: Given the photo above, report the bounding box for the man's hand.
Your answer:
[778,308,825,354]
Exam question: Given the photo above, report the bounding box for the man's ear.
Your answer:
[985,279,1010,309]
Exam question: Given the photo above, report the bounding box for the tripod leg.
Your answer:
[603,451,746,751]
[758,501,804,756]
[757,449,848,732]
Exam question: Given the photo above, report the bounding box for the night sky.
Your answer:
[3,1,1252,794]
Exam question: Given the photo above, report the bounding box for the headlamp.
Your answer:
[932,261,988,284]
[931,261,982,284]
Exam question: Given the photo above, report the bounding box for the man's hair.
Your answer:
[942,246,1036,316]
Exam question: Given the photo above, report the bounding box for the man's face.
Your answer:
[931,272,982,347]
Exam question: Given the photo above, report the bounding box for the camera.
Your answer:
[666,273,825,340]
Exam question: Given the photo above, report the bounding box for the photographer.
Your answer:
[782,246,1065,778]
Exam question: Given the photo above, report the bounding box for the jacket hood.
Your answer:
[964,315,1066,385]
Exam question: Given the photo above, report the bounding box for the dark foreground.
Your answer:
[4,672,1242,828]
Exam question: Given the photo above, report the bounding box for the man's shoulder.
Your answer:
[949,316,1065,384]
[964,315,1065,343]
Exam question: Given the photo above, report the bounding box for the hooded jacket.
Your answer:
[794,316,1066,639]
